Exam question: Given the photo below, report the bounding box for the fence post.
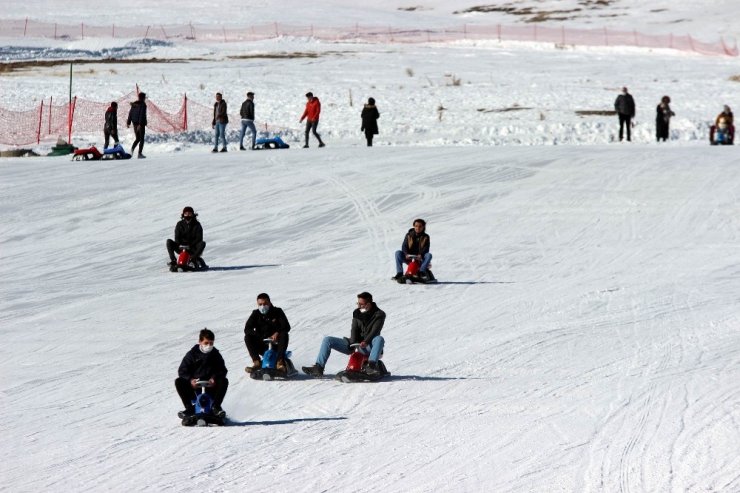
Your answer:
[633,29,638,46]
[497,24,501,42]
[81,22,84,40]
[112,24,115,38]
[37,100,44,144]
[688,34,694,52]
[561,25,565,45]
[533,24,537,42]
[68,96,77,144]
[144,26,150,39]
[183,94,188,131]
[604,27,608,46]
[222,26,226,42]
[274,22,278,37]
[161,25,168,39]
[54,23,57,40]
[48,96,53,135]
[24,17,28,36]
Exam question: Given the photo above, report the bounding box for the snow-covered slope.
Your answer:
[2,144,739,491]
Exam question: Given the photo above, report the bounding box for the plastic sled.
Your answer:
[72,146,103,161]
[254,136,290,150]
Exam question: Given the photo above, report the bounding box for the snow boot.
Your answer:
[302,364,324,377]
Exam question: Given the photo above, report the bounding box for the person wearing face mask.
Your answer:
[303,292,386,378]
[393,218,433,283]
[166,206,207,272]
[243,293,293,375]
[175,328,229,419]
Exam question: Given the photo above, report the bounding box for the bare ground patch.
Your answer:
[477,105,533,113]
[576,110,617,116]
[454,1,622,22]
[0,57,198,74]
[729,75,740,82]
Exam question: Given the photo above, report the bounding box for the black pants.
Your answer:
[131,124,146,154]
[364,130,375,147]
[618,114,632,141]
[175,376,228,410]
[104,128,119,148]
[167,239,206,262]
[245,331,290,362]
[304,120,324,146]
[656,120,669,142]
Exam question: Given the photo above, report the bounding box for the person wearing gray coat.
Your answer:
[239,92,256,150]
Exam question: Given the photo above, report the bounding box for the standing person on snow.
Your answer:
[239,91,257,150]
[166,206,208,271]
[175,328,228,419]
[126,92,147,158]
[243,293,292,373]
[300,91,325,148]
[361,97,380,147]
[103,101,119,149]
[212,92,228,152]
[393,218,432,283]
[655,95,675,142]
[614,86,636,142]
[303,292,386,377]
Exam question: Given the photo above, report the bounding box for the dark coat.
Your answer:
[240,99,255,120]
[174,219,203,247]
[350,303,386,344]
[104,106,117,132]
[244,307,291,338]
[401,228,430,256]
[213,99,228,125]
[361,104,379,134]
[127,100,147,126]
[614,93,635,117]
[178,344,228,380]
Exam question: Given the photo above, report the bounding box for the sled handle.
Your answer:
[195,380,213,388]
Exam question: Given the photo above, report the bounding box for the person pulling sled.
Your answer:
[303,292,389,381]
[243,293,297,379]
[166,206,208,272]
[392,218,435,284]
[175,328,229,426]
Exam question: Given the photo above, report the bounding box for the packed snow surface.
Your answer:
[1,1,740,492]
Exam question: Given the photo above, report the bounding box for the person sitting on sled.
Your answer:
[393,218,432,282]
[303,292,385,377]
[244,293,292,373]
[175,328,228,418]
[166,206,207,271]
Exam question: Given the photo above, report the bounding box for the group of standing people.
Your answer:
[615,86,732,144]
[101,91,148,158]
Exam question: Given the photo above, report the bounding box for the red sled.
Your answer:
[335,344,390,382]
[72,146,103,161]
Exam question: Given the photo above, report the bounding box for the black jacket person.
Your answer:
[244,293,292,371]
[174,328,229,416]
[166,206,206,269]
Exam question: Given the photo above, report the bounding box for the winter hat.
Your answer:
[181,206,196,217]
[368,97,375,105]
[305,92,313,98]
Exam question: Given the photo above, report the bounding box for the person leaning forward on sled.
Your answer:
[175,328,228,419]
[244,293,291,373]
[393,218,432,282]
[303,292,385,377]
[166,206,208,271]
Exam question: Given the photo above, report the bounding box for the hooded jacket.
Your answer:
[240,99,255,120]
[401,228,430,256]
[104,106,118,132]
[244,306,291,338]
[301,97,321,122]
[178,344,228,380]
[350,303,386,344]
[213,99,228,125]
[614,93,635,117]
[174,218,204,247]
[127,100,147,126]
[361,104,379,134]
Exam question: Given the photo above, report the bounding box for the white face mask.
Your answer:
[359,308,368,313]
[258,305,270,315]
[199,343,214,354]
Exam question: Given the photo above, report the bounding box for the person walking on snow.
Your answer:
[243,293,292,373]
[126,92,147,158]
[300,91,325,148]
[239,91,257,150]
[212,92,228,152]
[614,86,636,142]
[303,292,386,377]
[103,102,119,149]
[361,97,380,147]
[655,95,675,142]
[175,328,228,419]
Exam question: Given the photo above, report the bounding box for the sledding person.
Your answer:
[103,102,119,149]
[244,293,292,373]
[710,105,735,145]
[361,97,380,147]
[393,218,432,283]
[126,92,147,158]
[614,86,636,142]
[175,328,228,418]
[303,292,386,377]
[299,91,325,148]
[212,92,228,152]
[655,95,675,142]
[239,91,257,151]
[166,206,208,272]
